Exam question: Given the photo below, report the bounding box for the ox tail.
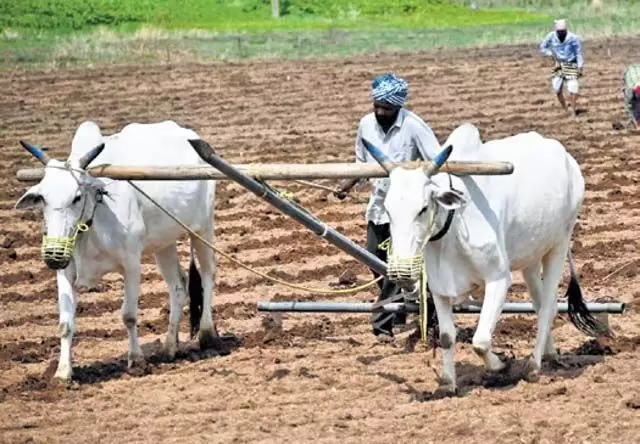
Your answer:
[565,249,611,337]
[188,245,204,338]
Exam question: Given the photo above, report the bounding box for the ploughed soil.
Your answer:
[1,36,639,443]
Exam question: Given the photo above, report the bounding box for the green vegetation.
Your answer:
[1,0,545,33]
[1,1,639,69]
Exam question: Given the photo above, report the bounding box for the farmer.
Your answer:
[334,72,441,338]
[622,63,640,128]
[539,19,584,116]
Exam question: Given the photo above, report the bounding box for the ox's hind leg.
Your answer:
[122,260,144,367]
[432,292,457,394]
[527,242,567,375]
[190,230,221,350]
[522,262,557,362]
[154,244,188,358]
[472,276,510,372]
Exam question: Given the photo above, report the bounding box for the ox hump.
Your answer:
[70,121,104,159]
[442,122,482,160]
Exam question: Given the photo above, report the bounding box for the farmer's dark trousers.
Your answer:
[366,221,405,336]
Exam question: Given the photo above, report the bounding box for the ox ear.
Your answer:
[433,187,467,211]
[15,185,43,210]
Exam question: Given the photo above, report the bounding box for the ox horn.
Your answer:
[20,140,51,166]
[424,144,453,177]
[77,143,106,170]
[361,138,395,174]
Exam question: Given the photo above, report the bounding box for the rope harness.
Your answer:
[40,162,106,265]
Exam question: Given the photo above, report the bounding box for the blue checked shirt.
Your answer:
[539,31,584,69]
[354,108,441,225]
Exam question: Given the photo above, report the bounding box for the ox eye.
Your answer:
[418,206,428,216]
[72,195,82,204]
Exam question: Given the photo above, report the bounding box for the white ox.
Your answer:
[362,123,608,393]
[14,120,219,381]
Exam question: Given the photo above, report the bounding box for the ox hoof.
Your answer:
[163,341,178,360]
[434,382,458,398]
[543,349,559,363]
[523,358,541,382]
[199,328,225,351]
[473,345,507,372]
[128,350,145,369]
[54,366,73,382]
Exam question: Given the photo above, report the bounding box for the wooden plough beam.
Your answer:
[15,160,514,182]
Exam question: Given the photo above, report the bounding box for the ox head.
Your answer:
[14,139,106,270]
[362,139,468,285]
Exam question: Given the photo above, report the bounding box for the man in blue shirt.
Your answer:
[539,19,584,116]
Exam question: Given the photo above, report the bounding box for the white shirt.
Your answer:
[354,108,441,225]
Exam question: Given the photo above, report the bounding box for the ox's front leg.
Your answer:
[54,267,77,381]
[432,292,457,394]
[122,260,144,367]
[472,276,510,372]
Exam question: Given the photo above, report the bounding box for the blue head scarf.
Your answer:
[371,73,408,108]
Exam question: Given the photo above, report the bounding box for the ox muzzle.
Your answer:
[387,254,424,288]
[41,223,89,270]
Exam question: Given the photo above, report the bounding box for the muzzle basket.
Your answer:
[387,254,424,283]
[41,223,89,263]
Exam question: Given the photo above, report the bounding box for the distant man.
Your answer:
[334,73,441,338]
[539,19,584,116]
[622,63,640,128]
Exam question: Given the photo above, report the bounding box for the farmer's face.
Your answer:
[374,101,400,128]
[556,29,567,42]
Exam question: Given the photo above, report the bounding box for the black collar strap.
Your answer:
[84,189,107,228]
[428,209,455,242]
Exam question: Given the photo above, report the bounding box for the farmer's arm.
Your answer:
[539,32,554,57]
[413,119,441,162]
[335,124,366,196]
[574,36,584,70]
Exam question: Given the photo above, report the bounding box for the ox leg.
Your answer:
[527,244,566,375]
[472,277,510,372]
[154,244,187,359]
[522,263,557,361]
[191,231,220,349]
[54,267,77,381]
[432,292,457,393]
[122,262,144,367]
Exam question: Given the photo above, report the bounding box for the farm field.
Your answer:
[1,35,640,443]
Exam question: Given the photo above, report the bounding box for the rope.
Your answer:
[125,180,383,295]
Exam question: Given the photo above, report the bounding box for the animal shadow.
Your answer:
[70,333,241,385]
[386,337,613,403]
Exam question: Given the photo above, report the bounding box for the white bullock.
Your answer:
[362,122,608,393]
[14,120,219,381]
